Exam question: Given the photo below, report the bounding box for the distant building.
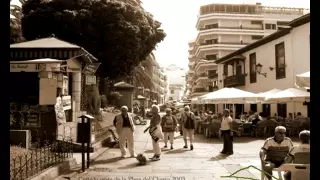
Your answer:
[188,2,307,99]
[215,14,310,117]
[164,64,187,101]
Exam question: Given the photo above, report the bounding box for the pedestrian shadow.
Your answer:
[209,154,228,161]
[164,148,188,154]
[144,148,171,154]
[92,157,123,165]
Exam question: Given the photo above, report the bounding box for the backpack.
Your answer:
[184,113,195,129]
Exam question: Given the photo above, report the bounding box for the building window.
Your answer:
[170,90,174,94]
[265,24,276,30]
[275,42,286,79]
[204,38,218,45]
[251,20,262,25]
[206,54,218,60]
[223,64,228,76]
[252,35,264,40]
[204,23,218,29]
[208,85,214,92]
[208,70,217,78]
[249,53,257,83]
[277,104,287,118]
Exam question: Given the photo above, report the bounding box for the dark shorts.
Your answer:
[266,160,283,168]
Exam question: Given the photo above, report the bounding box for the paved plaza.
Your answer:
[66,122,299,180]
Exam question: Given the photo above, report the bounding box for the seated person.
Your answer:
[259,126,294,180]
[211,115,220,123]
[295,112,305,119]
[285,113,294,123]
[283,130,310,180]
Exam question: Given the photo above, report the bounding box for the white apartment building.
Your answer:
[188,2,306,99]
[215,14,310,118]
[165,64,187,101]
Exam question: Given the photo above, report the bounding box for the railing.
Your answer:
[10,130,73,180]
[208,73,218,79]
[198,72,207,77]
[224,74,246,87]
[193,88,208,93]
[200,41,251,46]
[199,26,263,31]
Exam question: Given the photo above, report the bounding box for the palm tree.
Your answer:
[132,53,156,90]
[10,0,25,43]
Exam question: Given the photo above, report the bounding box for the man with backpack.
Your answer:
[181,106,196,150]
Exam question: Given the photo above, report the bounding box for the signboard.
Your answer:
[39,78,57,105]
[25,113,41,127]
[86,75,96,85]
[62,96,72,110]
[82,63,101,75]
[63,76,69,95]
[10,64,44,72]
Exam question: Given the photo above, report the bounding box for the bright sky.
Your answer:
[11,0,309,70]
[141,0,310,69]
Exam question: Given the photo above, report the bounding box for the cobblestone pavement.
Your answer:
[69,122,299,180]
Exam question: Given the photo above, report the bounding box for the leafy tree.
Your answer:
[10,0,25,43]
[107,92,123,106]
[21,0,166,79]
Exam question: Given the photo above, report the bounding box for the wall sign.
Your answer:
[39,78,58,105]
[10,64,44,72]
[62,96,72,110]
[82,63,101,75]
[25,113,41,127]
[86,75,96,85]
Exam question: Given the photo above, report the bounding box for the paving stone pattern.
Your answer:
[69,121,299,180]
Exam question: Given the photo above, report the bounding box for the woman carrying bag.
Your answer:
[144,105,163,161]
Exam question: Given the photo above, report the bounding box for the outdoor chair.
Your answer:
[241,123,252,136]
[255,122,266,137]
[261,147,290,180]
[232,121,243,137]
[287,121,301,137]
[276,152,310,180]
[204,122,220,138]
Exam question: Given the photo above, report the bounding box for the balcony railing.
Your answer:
[224,74,246,87]
[193,88,207,93]
[200,41,251,46]
[199,26,263,31]
[198,72,207,77]
[208,73,218,79]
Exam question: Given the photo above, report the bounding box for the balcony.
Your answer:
[208,73,218,79]
[200,41,250,46]
[193,88,207,93]
[224,74,246,87]
[199,26,263,31]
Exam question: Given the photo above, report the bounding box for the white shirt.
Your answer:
[221,116,233,130]
[289,144,310,156]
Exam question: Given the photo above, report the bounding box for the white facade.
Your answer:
[217,14,310,117]
[189,3,306,99]
[168,85,185,101]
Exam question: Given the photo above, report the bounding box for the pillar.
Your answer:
[72,72,81,122]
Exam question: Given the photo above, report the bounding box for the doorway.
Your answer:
[250,104,257,112]
[277,103,287,118]
[236,65,242,75]
[235,104,244,119]
[262,104,271,117]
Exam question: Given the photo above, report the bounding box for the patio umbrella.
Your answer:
[257,89,282,102]
[296,71,310,88]
[265,88,310,103]
[203,88,258,104]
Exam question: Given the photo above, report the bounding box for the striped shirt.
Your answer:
[262,137,294,162]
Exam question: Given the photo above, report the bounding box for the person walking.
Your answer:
[181,106,196,150]
[113,106,136,158]
[220,109,234,155]
[161,108,178,149]
[147,105,162,161]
